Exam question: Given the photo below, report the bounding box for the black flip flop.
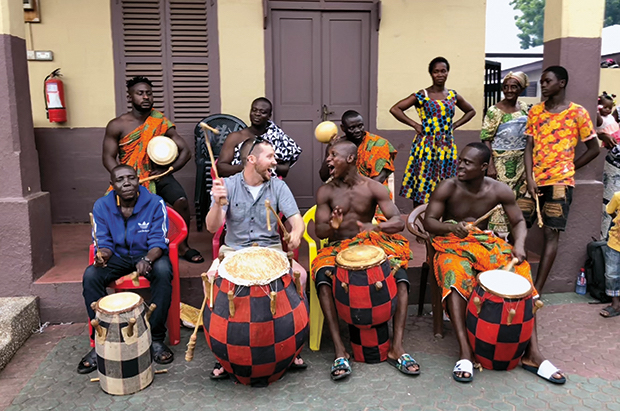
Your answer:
[77,348,97,374]
[289,355,308,370]
[209,361,230,380]
[183,248,204,264]
[151,341,174,364]
[600,305,620,318]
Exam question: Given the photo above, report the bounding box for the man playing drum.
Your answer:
[314,140,417,380]
[78,165,174,374]
[424,142,566,384]
[206,137,307,378]
[102,76,204,264]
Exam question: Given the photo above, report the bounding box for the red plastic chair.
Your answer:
[88,206,187,347]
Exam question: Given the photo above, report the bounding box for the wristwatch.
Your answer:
[141,256,153,266]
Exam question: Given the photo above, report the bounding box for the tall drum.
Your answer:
[466,270,535,370]
[203,247,309,386]
[92,292,153,395]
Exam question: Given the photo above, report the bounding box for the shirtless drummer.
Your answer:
[313,140,419,380]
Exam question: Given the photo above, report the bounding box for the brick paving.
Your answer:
[2,294,620,411]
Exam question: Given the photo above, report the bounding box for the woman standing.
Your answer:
[391,57,476,206]
[479,72,530,234]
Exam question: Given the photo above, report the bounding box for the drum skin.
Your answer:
[333,259,397,329]
[94,293,153,395]
[203,273,308,386]
[466,285,534,370]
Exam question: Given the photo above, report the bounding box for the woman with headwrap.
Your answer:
[480,71,530,234]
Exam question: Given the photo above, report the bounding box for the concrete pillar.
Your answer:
[533,0,605,292]
[0,0,53,296]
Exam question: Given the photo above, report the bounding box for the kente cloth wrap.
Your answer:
[310,231,411,278]
[231,121,302,174]
[480,102,529,233]
[432,229,537,303]
[118,110,174,193]
[400,89,458,204]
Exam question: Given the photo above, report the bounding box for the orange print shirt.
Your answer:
[525,102,596,187]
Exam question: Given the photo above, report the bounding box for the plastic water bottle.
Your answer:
[575,268,587,295]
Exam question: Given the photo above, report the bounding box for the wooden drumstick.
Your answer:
[468,205,502,228]
[185,272,210,362]
[532,172,543,228]
[503,257,519,272]
[266,200,272,231]
[199,122,220,135]
[88,213,104,264]
[115,271,139,286]
[265,200,290,241]
[199,123,228,206]
[126,318,136,337]
[146,303,157,322]
[139,166,174,184]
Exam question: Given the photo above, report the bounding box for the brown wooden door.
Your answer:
[271,10,371,209]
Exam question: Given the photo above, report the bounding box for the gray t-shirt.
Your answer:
[210,173,300,249]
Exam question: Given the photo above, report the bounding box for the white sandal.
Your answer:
[453,359,474,383]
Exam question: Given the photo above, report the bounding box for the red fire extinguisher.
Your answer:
[44,68,67,123]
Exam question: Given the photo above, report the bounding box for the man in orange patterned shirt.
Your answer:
[523,66,600,292]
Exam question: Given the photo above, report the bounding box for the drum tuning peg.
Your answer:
[126,318,136,337]
[341,282,349,293]
[91,319,103,338]
[252,242,259,247]
[270,291,277,315]
[374,281,383,291]
[228,291,236,317]
[507,308,516,326]
[218,252,225,262]
[325,270,333,278]
[465,279,473,293]
[209,276,215,309]
[473,296,482,314]
[294,271,303,297]
[90,302,97,311]
[146,303,157,322]
[533,299,544,315]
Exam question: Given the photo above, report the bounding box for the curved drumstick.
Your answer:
[139,166,174,184]
[264,200,290,241]
[468,205,502,229]
[185,272,210,362]
[199,122,228,206]
[503,257,519,272]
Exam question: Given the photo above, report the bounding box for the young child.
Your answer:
[602,190,620,317]
[597,92,620,148]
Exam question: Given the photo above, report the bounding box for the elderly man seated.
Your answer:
[77,165,174,374]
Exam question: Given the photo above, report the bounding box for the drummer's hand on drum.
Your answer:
[450,221,470,239]
[286,231,301,250]
[94,248,112,267]
[357,221,379,233]
[512,244,527,264]
[211,178,228,205]
[329,206,343,229]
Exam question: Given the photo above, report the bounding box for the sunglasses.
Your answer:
[247,136,266,157]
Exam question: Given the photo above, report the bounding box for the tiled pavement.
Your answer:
[2,294,620,411]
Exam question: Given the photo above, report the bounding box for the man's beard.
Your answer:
[132,102,153,113]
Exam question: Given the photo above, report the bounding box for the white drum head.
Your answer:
[218,247,290,286]
[478,270,532,299]
[98,292,142,313]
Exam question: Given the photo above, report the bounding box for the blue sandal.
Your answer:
[330,357,351,381]
[387,353,420,376]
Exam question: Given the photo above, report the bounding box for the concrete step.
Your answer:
[0,296,40,371]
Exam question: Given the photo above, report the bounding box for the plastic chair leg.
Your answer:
[308,277,324,351]
[418,262,429,316]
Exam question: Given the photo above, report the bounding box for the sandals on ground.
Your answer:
[330,357,352,381]
[77,348,97,374]
[151,341,174,364]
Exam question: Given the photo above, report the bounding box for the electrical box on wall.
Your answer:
[27,50,54,61]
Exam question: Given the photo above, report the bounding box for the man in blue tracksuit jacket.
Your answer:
[78,165,174,374]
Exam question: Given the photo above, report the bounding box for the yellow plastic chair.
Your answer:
[302,205,329,351]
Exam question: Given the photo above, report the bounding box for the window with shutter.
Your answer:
[113,0,210,123]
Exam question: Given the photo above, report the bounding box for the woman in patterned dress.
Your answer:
[391,57,476,207]
[480,71,530,235]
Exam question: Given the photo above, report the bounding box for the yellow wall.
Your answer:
[26,0,115,128]
[599,68,620,97]
[0,0,25,38]
[544,0,605,42]
[217,0,265,121]
[377,0,487,130]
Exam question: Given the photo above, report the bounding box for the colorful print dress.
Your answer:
[399,89,458,203]
[480,101,529,234]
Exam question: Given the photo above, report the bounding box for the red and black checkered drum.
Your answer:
[93,292,153,395]
[203,247,308,386]
[466,270,534,370]
[333,245,397,363]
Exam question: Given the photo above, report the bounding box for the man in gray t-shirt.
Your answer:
[205,137,307,378]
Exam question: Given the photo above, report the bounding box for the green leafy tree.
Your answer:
[511,0,620,49]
